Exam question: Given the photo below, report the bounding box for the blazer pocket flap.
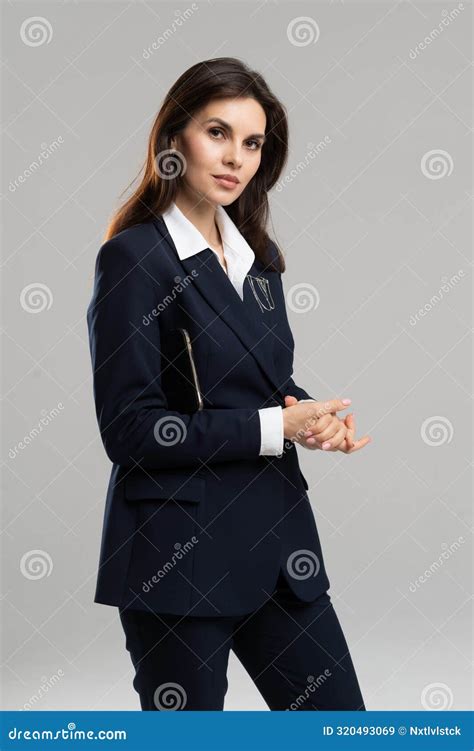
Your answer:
[125,470,204,503]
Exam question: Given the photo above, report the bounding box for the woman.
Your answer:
[86,57,370,711]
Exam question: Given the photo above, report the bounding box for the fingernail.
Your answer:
[322,441,331,450]
[342,398,351,405]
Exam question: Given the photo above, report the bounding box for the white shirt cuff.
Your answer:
[258,406,284,456]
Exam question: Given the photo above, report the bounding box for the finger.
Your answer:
[302,413,333,437]
[346,435,372,453]
[312,398,352,417]
[321,426,346,451]
[316,421,344,444]
[344,414,355,449]
[301,438,320,451]
[284,395,298,406]
[307,414,346,440]
[326,426,348,451]
[303,428,330,441]
[304,435,323,448]
[297,430,320,449]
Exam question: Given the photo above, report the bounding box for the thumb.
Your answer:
[284,395,298,406]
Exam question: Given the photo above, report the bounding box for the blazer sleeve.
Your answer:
[273,249,318,403]
[86,237,261,470]
[283,376,317,402]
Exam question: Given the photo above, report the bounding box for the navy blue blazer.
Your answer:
[86,215,330,616]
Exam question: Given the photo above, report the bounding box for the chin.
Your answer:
[202,189,232,206]
[212,187,243,204]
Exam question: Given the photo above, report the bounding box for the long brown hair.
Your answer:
[105,57,289,272]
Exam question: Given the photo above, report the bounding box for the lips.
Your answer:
[212,174,240,188]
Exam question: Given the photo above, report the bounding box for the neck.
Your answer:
[173,191,221,249]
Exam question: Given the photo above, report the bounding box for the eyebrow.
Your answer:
[202,117,266,142]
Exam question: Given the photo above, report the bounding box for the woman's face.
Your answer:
[170,97,267,207]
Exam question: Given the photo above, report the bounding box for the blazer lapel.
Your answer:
[153,216,284,398]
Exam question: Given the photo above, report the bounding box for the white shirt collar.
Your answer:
[161,201,255,300]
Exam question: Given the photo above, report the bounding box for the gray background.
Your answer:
[2,0,472,711]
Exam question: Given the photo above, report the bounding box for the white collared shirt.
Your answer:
[161,201,314,456]
[161,202,254,301]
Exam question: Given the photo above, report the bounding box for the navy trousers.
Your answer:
[119,571,365,711]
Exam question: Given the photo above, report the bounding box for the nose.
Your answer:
[223,141,243,168]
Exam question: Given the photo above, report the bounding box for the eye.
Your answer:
[246,139,262,150]
[208,128,262,151]
[208,127,224,139]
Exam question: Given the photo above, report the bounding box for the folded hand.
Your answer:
[284,395,371,454]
